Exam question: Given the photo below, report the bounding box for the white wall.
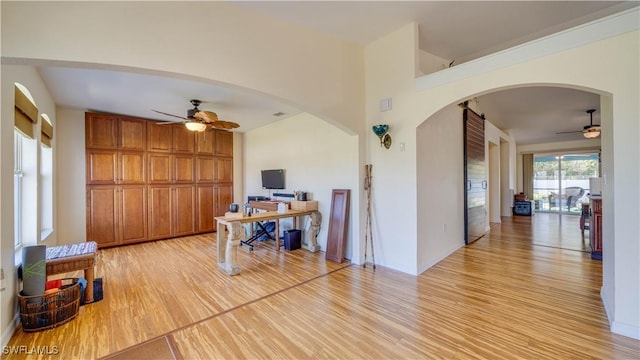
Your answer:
[244,113,359,259]
[416,105,465,272]
[55,108,87,245]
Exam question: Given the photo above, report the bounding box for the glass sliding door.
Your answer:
[533,153,599,215]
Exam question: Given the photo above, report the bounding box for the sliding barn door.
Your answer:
[464,108,487,244]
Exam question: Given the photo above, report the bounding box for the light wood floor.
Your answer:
[5,216,639,359]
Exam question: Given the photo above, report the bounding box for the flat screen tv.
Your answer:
[261,169,285,189]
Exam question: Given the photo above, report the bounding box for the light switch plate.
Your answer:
[380,97,392,112]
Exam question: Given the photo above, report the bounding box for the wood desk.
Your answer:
[215,210,321,275]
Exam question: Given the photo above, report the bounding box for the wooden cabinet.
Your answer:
[196,130,215,154]
[173,125,195,153]
[196,156,215,183]
[86,112,233,248]
[215,184,233,217]
[119,118,147,151]
[86,150,117,184]
[147,122,173,152]
[174,185,196,236]
[86,114,118,149]
[215,130,233,157]
[148,185,172,239]
[86,185,147,247]
[174,154,195,183]
[148,185,196,239]
[86,186,118,247]
[589,198,602,260]
[214,157,233,183]
[197,185,215,233]
[86,114,145,150]
[119,185,148,244]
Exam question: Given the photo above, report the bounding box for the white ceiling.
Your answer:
[36,1,637,142]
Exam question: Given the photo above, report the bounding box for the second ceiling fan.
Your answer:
[556,109,600,139]
[153,99,240,131]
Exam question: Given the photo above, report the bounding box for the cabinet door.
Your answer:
[148,185,173,239]
[119,118,147,151]
[147,122,173,152]
[119,151,145,184]
[215,184,233,216]
[173,125,195,153]
[196,185,215,233]
[196,130,215,154]
[87,186,118,247]
[86,149,117,185]
[86,113,118,149]
[196,156,214,183]
[174,154,195,183]
[215,130,233,157]
[174,185,196,236]
[119,185,148,244]
[214,157,233,183]
[148,153,171,184]
[214,184,233,233]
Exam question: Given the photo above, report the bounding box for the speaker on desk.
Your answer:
[284,229,301,251]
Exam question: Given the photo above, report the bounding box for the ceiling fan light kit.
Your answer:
[583,125,601,139]
[582,109,600,139]
[185,120,207,132]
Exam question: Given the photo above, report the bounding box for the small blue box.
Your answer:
[513,201,532,216]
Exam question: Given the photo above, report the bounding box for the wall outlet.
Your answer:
[443,223,447,232]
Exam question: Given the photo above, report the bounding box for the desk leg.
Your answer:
[275,219,280,251]
[217,221,241,275]
[84,266,95,303]
[303,211,322,252]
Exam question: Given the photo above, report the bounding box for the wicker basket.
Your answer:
[18,278,80,332]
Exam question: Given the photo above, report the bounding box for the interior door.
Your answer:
[464,108,487,244]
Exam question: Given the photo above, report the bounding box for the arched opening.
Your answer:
[416,83,608,270]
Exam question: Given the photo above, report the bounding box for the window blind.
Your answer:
[41,116,53,147]
[15,85,38,139]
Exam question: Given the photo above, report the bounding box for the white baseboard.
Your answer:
[601,286,640,340]
[611,321,640,340]
[1,311,19,348]
[417,242,463,275]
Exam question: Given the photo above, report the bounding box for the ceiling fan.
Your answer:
[556,109,600,139]
[152,99,240,131]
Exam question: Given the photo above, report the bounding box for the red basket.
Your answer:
[18,278,80,332]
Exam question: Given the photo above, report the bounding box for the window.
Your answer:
[14,83,38,252]
[14,132,23,249]
[40,114,53,238]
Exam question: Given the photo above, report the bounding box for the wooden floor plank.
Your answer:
[5,214,639,359]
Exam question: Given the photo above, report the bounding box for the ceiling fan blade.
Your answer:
[152,109,187,120]
[210,120,240,130]
[555,130,582,134]
[193,110,219,123]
